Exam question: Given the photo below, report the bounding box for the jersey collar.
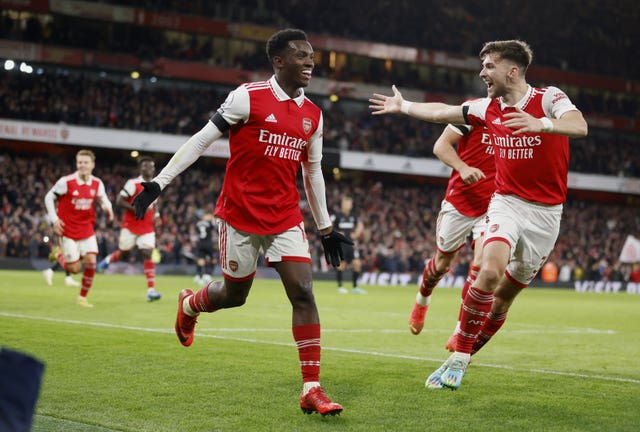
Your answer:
[74,172,93,185]
[498,85,533,110]
[269,75,305,107]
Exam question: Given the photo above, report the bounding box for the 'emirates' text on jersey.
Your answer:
[120,176,155,235]
[214,76,323,234]
[51,173,109,240]
[465,86,578,205]
[445,124,495,217]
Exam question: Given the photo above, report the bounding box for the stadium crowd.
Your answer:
[5,0,634,81]
[1,149,638,285]
[1,1,638,285]
[1,68,638,177]
[2,9,638,121]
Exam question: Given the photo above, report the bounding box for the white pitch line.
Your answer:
[2,311,638,384]
[33,414,123,432]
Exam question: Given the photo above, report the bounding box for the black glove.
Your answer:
[132,181,161,220]
[321,230,354,267]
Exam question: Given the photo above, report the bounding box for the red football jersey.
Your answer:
[50,173,109,240]
[120,176,155,235]
[214,77,323,234]
[466,86,577,205]
[444,125,496,217]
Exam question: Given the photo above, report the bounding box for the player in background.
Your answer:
[132,29,351,416]
[370,39,588,389]
[408,123,495,347]
[193,211,218,285]
[44,149,114,307]
[97,157,162,302]
[331,196,366,294]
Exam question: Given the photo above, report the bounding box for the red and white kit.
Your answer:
[466,85,578,284]
[44,172,111,263]
[119,176,156,250]
[436,124,495,253]
[154,76,332,279]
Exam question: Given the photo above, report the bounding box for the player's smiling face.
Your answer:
[479,53,510,99]
[278,40,314,89]
[140,160,155,180]
[76,155,94,179]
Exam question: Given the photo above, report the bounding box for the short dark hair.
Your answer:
[137,156,154,166]
[266,28,308,63]
[479,40,533,73]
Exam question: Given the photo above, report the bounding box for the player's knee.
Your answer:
[491,293,507,309]
[67,262,82,274]
[478,267,502,287]
[434,257,453,275]
[289,282,315,306]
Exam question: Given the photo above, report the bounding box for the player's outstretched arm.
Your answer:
[369,85,466,125]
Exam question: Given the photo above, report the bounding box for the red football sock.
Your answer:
[80,261,96,297]
[419,257,443,297]
[472,311,508,355]
[109,249,121,263]
[456,286,494,354]
[292,324,321,383]
[143,259,155,289]
[188,282,218,313]
[56,253,68,272]
[458,265,480,322]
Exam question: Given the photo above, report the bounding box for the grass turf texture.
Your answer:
[1,270,639,431]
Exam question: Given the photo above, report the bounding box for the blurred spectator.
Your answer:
[1,67,637,177]
[0,146,638,281]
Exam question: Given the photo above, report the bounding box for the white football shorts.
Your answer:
[218,219,311,280]
[436,199,487,254]
[61,235,99,263]
[483,193,562,285]
[118,228,156,251]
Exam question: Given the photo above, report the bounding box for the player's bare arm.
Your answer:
[503,108,588,137]
[434,126,486,185]
[369,85,465,124]
[102,202,114,222]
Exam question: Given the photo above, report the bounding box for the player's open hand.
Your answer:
[133,181,161,220]
[321,230,354,267]
[503,108,544,135]
[369,85,403,115]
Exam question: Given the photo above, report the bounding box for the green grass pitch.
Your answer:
[2,270,639,431]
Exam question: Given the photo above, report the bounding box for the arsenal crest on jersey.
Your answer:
[302,118,312,134]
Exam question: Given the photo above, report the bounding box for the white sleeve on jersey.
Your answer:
[44,177,67,224]
[447,123,471,136]
[120,178,136,197]
[301,113,332,230]
[466,98,492,124]
[153,86,250,190]
[217,85,250,126]
[541,86,578,119]
[153,121,224,190]
[96,179,113,213]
